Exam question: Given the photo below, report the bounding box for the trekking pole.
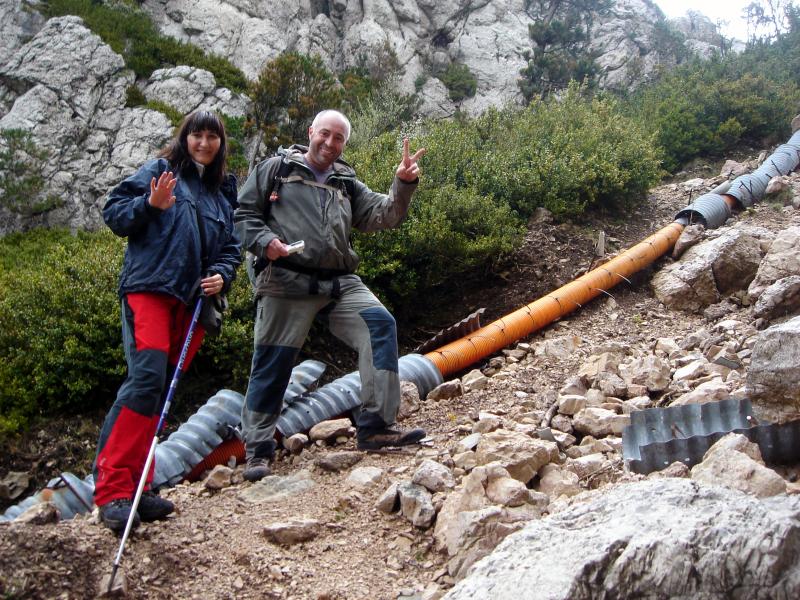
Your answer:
[106,295,205,593]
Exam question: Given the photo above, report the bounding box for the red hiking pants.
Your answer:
[93,293,205,507]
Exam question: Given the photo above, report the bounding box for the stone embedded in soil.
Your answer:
[263,518,321,545]
[412,460,456,493]
[309,418,354,442]
[203,465,233,490]
[98,569,128,598]
[283,433,309,454]
[315,451,363,472]
[239,469,316,504]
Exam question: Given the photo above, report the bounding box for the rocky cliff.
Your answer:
[140,0,693,116]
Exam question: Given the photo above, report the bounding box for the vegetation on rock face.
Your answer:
[0,130,63,216]
[247,52,345,159]
[518,0,612,101]
[439,62,478,103]
[41,0,248,92]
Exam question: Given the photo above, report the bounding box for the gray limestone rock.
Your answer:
[749,227,800,300]
[652,228,764,312]
[203,465,234,490]
[0,16,171,234]
[445,478,800,597]
[1,0,45,63]
[412,460,456,493]
[753,275,800,321]
[239,470,316,503]
[397,481,436,528]
[314,451,363,472]
[474,430,559,484]
[309,418,354,442]
[140,0,705,121]
[263,518,321,545]
[747,315,800,422]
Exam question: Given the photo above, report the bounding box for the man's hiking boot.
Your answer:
[357,425,427,450]
[99,499,140,533]
[138,491,174,522]
[243,457,271,482]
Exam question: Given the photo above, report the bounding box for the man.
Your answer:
[235,109,427,481]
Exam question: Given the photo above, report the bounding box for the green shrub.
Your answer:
[486,87,663,217]
[143,100,183,126]
[627,57,800,172]
[439,62,478,102]
[248,52,344,156]
[221,115,249,181]
[41,0,247,92]
[406,86,662,220]
[345,132,523,313]
[125,84,146,108]
[0,129,63,216]
[0,228,255,437]
[0,229,125,436]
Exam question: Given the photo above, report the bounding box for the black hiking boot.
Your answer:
[138,491,174,522]
[357,425,427,451]
[243,457,271,482]
[99,499,140,533]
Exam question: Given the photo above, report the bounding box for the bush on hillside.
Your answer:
[399,85,662,220]
[0,229,254,438]
[0,129,63,216]
[490,87,663,217]
[439,62,478,102]
[344,131,523,312]
[0,229,124,436]
[628,57,800,172]
[248,52,344,157]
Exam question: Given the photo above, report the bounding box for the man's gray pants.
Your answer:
[241,278,401,460]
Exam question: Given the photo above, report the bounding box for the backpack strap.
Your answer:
[268,158,295,204]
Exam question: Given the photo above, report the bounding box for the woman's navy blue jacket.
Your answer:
[103,158,242,304]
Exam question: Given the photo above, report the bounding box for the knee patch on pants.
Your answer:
[359,307,398,372]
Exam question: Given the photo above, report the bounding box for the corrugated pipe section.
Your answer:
[424,222,684,378]
[726,128,800,208]
[676,128,800,227]
[276,353,443,438]
[0,361,326,522]
[674,193,732,228]
[0,472,94,522]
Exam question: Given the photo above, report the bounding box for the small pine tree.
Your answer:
[247,52,344,164]
[518,0,612,102]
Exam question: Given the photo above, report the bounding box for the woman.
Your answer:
[94,110,242,532]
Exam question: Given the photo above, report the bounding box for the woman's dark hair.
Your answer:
[160,110,228,190]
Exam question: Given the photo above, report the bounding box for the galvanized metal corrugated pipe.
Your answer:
[425,222,684,378]
[677,129,800,227]
[727,128,800,208]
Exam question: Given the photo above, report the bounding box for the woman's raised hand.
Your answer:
[149,171,177,210]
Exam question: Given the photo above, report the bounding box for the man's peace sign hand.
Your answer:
[395,138,427,182]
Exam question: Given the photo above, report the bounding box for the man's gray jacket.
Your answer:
[234,144,417,297]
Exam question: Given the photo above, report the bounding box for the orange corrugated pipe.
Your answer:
[186,437,245,480]
[425,221,685,377]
